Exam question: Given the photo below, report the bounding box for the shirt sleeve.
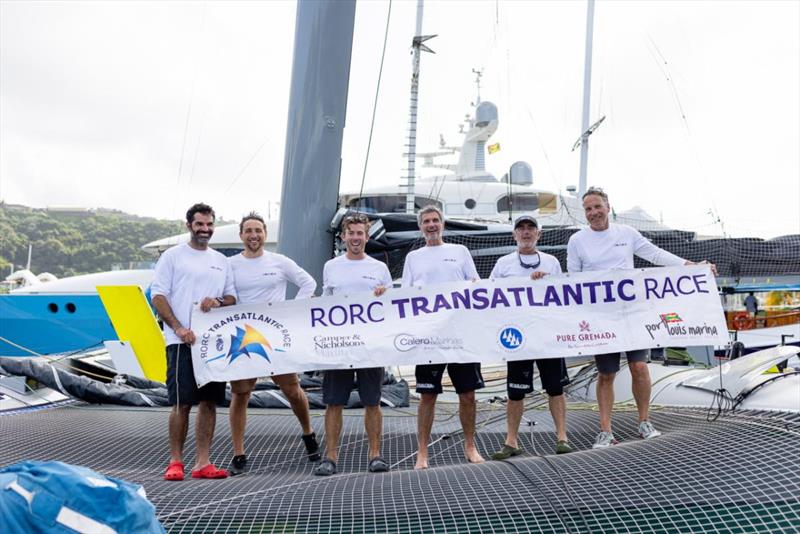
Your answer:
[462,246,480,280]
[379,263,393,288]
[401,255,414,287]
[223,260,237,302]
[489,259,501,279]
[549,256,564,275]
[321,262,334,296]
[150,251,173,298]
[630,227,685,266]
[566,236,582,273]
[283,257,317,299]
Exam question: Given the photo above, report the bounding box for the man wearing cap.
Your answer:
[314,212,392,476]
[152,202,236,481]
[402,205,485,469]
[568,187,717,448]
[226,212,320,476]
[490,215,573,459]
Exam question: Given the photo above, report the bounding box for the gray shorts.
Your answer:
[594,349,649,374]
[322,367,383,406]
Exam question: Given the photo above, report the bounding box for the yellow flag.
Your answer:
[487,142,500,154]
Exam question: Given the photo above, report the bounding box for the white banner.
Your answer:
[190,265,728,386]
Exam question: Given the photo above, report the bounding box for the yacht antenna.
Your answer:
[402,0,436,214]
[577,0,595,198]
[472,68,483,105]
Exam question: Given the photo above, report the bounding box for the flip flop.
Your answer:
[313,459,337,476]
[191,464,229,479]
[164,461,184,481]
[367,456,389,473]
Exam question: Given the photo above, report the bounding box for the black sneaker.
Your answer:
[302,432,321,462]
[229,455,247,476]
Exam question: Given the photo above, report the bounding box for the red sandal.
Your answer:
[191,464,228,479]
[164,461,184,481]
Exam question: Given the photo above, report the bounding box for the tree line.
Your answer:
[0,204,186,278]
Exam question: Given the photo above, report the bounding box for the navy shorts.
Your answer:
[322,367,383,406]
[507,358,569,400]
[595,349,649,374]
[415,363,484,395]
[166,343,226,406]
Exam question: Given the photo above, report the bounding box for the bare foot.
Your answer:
[465,448,485,464]
[414,452,429,470]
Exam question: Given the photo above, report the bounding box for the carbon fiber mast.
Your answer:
[277,0,356,293]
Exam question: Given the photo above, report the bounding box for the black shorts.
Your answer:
[595,349,649,374]
[507,358,569,400]
[415,363,484,395]
[322,367,383,406]
[166,343,226,406]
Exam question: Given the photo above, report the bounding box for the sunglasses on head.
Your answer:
[343,213,369,223]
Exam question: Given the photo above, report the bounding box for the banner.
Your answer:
[190,265,728,386]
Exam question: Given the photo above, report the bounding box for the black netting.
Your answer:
[2,401,798,533]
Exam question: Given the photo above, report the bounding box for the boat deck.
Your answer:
[2,398,799,532]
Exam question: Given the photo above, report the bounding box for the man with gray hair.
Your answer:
[567,187,716,448]
[402,205,485,469]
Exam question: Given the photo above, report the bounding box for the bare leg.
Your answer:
[279,382,313,435]
[324,405,343,463]
[505,399,523,449]
[229,378,256,457]
[169,405,191,463]
[364,405,382,459]
[597,372,616,432]
[194,400,217,469]
[459,391,484,464]
[415,393,437,469]
[629,362,652,422]
[548,394,568,442]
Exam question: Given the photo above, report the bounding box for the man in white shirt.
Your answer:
[151,203,237,481]
[402,205,485,469]
[489,215,573,459]
[567,187,716,448]
[314,213,392,476]
[226,212,320,476]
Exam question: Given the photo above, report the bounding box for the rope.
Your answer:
[356,0,393,209]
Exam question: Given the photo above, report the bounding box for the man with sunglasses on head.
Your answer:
[226,212,320,476]
[489,215,573,459]
[402,205,485,469]
[314,213,392,476]
[568,187,717,448]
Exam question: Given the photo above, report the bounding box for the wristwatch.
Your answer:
[215,297,225,306]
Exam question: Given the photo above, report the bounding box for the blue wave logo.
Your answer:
[499,327,523,350]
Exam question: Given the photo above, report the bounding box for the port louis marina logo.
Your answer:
[498,325,525,352]
[200,313,291,366]
[644,312,720,340]
[555,321,617,349]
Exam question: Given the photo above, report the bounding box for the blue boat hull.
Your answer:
[0,294,118,356]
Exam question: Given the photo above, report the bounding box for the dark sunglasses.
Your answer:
[517,251,541,270]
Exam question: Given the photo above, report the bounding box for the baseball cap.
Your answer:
[513,215,539,229]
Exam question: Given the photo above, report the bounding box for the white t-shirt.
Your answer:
[567,223,685,273]
[401,243,479,287]
[151,243,237,345]
[322,254,392,296]
[490,250,563,279]
[229,252,316,304]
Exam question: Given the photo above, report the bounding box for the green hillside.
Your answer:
[0,203,186,277]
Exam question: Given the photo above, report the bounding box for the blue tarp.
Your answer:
[0,461,164,533]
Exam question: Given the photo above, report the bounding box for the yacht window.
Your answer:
[347,196,442,214]
[497,194,540,212]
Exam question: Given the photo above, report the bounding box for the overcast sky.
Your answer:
[1,0,798,238]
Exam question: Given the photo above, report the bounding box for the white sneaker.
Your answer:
[638,420,662,439]
[592,431,619,448]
